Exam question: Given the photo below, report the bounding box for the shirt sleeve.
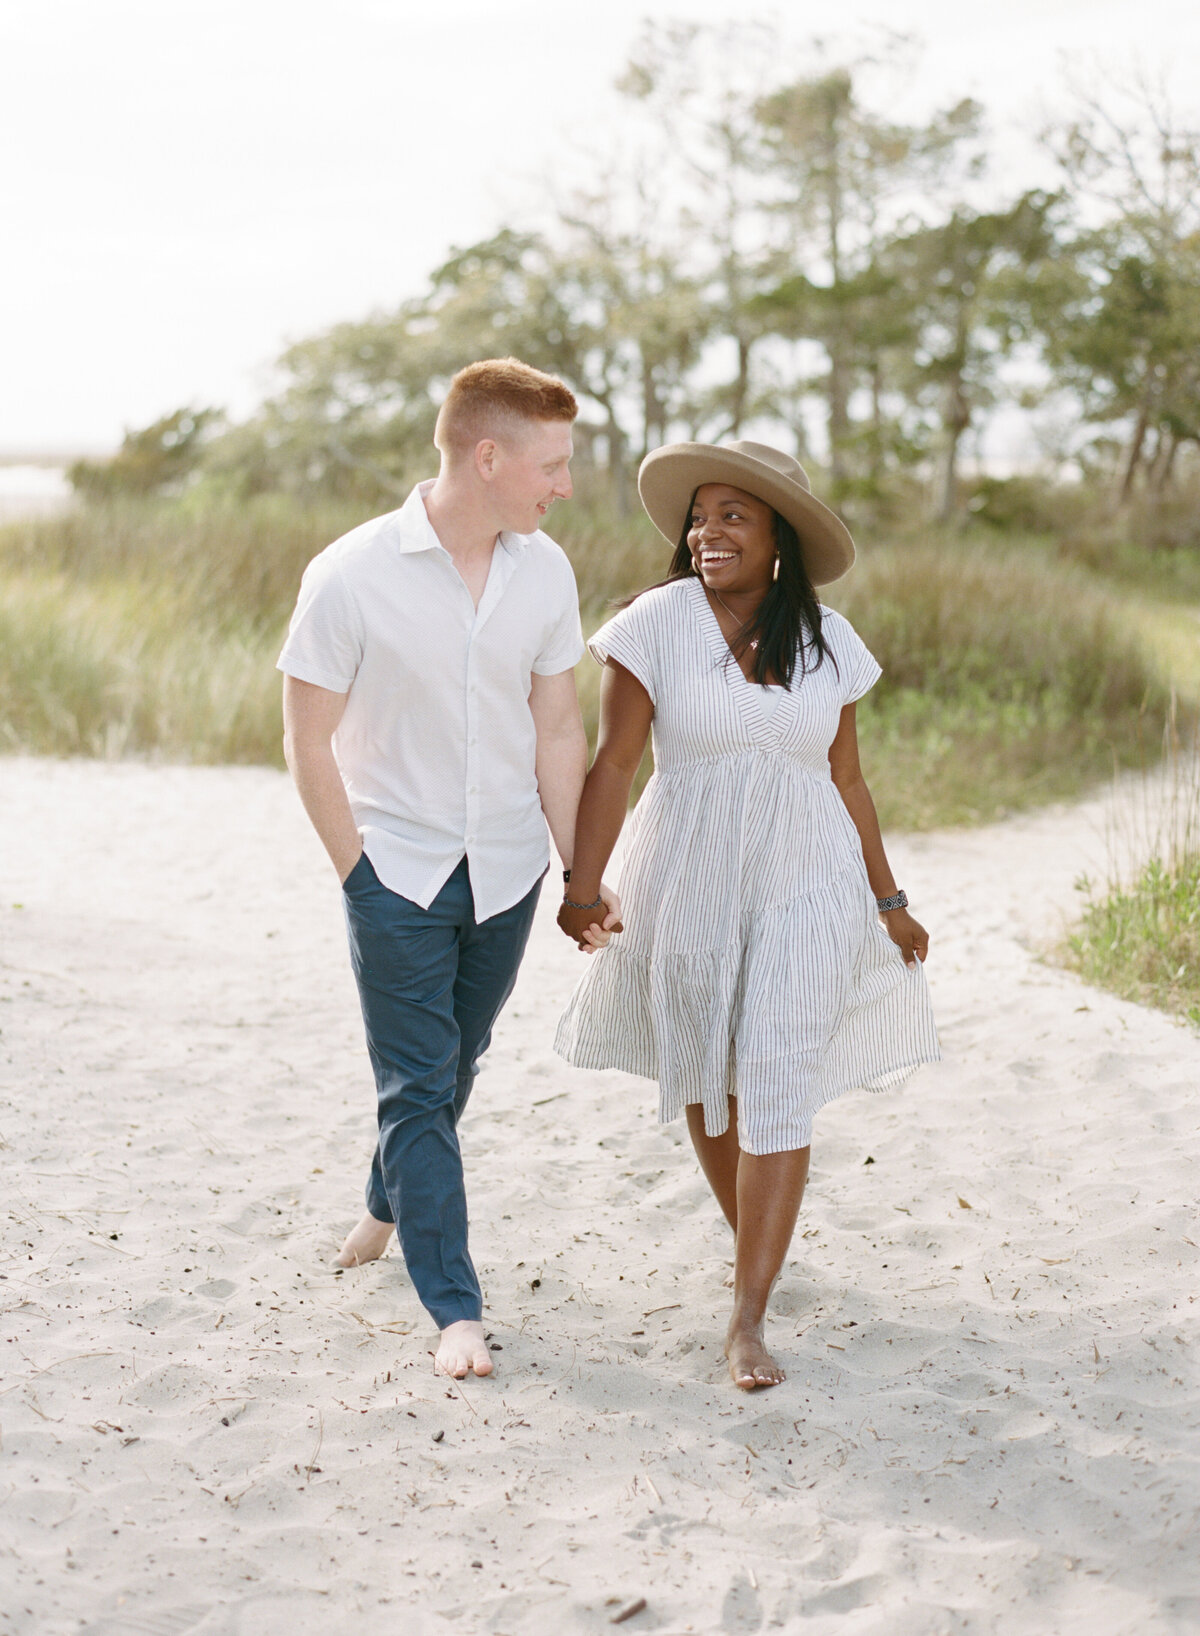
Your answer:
[531,551,585,676]
[826,609,882,705]
[587,599,657,705]
[277,557,365,694]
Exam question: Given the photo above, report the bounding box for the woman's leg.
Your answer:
[685,1097,742,1231]
[726,1145,811,1388]
[686,1099,811,1388]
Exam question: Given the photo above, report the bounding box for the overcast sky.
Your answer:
[2,0,1196,454]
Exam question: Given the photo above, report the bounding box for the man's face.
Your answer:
[487,419,574,534]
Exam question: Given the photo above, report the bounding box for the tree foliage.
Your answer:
[73,34,1200,534]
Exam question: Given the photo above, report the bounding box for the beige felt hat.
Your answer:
[637,439,855,586]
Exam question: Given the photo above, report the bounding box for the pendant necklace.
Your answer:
[709,587,759,649]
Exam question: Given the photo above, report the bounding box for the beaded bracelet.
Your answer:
[563,894,604,911]
[876,890,908,912]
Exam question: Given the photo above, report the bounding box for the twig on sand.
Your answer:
[304,1412,324,1481]
[610,1597,647,1624]
[444,1376,479,1419]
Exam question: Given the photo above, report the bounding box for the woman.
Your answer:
[555,439,939,1391]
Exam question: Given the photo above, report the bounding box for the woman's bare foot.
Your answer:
[435,1319,494,1379]
[726,1322,785,1389]
[335,1211,394,1268]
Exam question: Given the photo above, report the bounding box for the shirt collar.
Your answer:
[392,480,531,558]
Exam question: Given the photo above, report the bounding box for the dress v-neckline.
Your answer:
[690,577,791,745]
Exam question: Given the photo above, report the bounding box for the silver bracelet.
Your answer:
[876,890,908,912]
[563,894,604,911]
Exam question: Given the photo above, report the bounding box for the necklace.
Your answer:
[709,587,759,650]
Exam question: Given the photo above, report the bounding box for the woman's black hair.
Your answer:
[641,494,835,687]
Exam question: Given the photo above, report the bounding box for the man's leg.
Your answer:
[450,870,544,1122]
[341,859,483,1333]
[431,868,543,1376]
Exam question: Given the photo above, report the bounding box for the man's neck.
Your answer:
[422,473,500,565]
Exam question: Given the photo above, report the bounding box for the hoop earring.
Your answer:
[772,555,780,581]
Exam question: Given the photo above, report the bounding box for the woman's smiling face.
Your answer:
[686,483,777,593]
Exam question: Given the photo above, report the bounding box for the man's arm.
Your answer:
[528,668,589,870]
[282,674,363,883]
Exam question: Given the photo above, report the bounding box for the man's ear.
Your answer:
[474,438,498,481]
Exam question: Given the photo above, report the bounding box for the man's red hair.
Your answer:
[435,358,577,458]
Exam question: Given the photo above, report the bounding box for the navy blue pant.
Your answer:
[341,853,541,1328]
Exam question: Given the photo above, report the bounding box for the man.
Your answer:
[278,358,617,1379]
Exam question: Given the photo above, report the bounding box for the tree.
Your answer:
[205,231,579,502]
[885,192,1059,520]
[69,407,224,498]
[614,20,782,441]
[754,59,983,500]
[1041,74,1200,506]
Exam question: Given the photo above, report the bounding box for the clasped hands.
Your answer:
[557,883,623,953]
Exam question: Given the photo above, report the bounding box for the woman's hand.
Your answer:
[881,907,929,967]
[558,886,623,953]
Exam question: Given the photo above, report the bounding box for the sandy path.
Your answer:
[1,758,1197,1636]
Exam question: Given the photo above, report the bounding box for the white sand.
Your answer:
[2,757,1198,1636]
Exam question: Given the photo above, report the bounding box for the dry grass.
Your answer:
[0,572,283,763]
[0,498,1182,830]
[823,540,1176,829]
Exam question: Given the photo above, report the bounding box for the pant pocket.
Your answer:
[342,850,376,894]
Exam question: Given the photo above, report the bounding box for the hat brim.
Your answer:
[637,443,855,586]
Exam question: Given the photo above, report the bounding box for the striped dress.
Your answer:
[554,576,940,1155]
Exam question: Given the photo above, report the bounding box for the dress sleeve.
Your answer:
[825,609,882,705]
[277,558,365,694]
[587,599,657,705]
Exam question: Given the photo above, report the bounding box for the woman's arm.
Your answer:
[557,659,655,950]
[828,702,929,966]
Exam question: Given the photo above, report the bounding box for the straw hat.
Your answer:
[637,440,855,586]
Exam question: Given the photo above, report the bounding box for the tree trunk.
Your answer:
[824,118,851,496]
[602,409,631,517]
[827,347,851,493]
[727,334,752,437]
[868,359,885,489]
[936,372,970,525]
[1149,430,1178,495]
[1116,398,1151,507]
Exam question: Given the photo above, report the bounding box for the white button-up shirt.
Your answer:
[278,482,584,921]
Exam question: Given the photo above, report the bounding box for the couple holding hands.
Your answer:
[279,358,938,1392]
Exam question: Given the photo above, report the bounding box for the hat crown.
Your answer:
[723,440,812,495]
[636,435,853,585]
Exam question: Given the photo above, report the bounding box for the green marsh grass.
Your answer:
[0,497,1181,829]
[0,571,284,763]
[824,540,1176,829]
[1064,739,1200,1027]
[0,496,367,764]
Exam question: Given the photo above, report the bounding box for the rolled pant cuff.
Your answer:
[429,1303,485,1329]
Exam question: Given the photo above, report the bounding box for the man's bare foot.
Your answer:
[336,1211,394,1268]
[726,1323,785,1390]
[435,1319,494,1379]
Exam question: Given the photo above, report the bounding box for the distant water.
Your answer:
[0,464,72,520]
